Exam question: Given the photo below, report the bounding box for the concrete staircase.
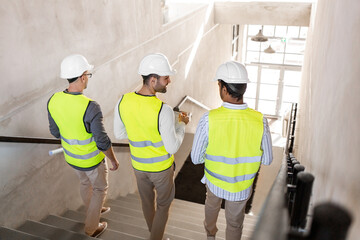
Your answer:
[0,193,257,240]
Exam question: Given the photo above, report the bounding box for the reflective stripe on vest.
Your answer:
[48,92,105,168]
[119,92,174,172]
[205,106,263,193]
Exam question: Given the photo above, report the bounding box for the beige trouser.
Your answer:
[204,185,248,240]
[74,160,109,235]
[134,165,175,240]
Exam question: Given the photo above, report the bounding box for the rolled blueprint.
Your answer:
[49,147,63,156]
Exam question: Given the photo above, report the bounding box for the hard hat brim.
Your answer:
[138,69,176,76]
[213,77,250,84]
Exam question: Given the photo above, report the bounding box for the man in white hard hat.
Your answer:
[47,54,119,238]
[191,61,273,240]
[114,53,189,240]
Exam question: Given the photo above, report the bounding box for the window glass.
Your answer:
[259,84,278,100]
[271,42,285,53]
[263,25,275,37]
[280,102,292,116]
[299,27,308,39]
[284,54,304,65]
[260,52,284,64]
[260,68,280,84]
[246,66,258,82]
[282,86,300,102]
[284,70,302,86]
[258,100,276,115]
[246,51,260,63]
[247,37,261,51]
[244,98,256,109]
[275,26,287,37]
[245,82,257,98]
[248,25,262,36]
[286,39,306,54]
[287,26,300,38]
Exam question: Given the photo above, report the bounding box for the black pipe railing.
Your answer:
[0,136,129,147]
[251,158,289,240]
[251,103,352,240]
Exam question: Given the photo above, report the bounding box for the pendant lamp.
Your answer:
[251,29,268,42]
[264,45,276,54]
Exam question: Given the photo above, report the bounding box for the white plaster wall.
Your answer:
[0,0,231,228]
[296,0,360,239]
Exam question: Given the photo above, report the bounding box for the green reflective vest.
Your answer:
[48,92,105,168]
[119,92,174,172]
[205,106,263,193]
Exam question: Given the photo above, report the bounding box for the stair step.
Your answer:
[108,197,255,239]
[71,209,198,240]
[108,198,256,230]
[0,226,48,240]
[17,220,93,240]
[42,214,142,240]
[116,195,258,224]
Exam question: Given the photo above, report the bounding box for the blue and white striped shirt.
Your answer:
[191,102,273,201]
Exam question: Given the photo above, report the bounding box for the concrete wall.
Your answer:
[296,0,360,238]
[0,0,231,228]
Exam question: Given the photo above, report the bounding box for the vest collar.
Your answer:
[222,102,248,110]
[63,89,83,95]
[135,91,156,97]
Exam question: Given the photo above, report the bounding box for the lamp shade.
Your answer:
[264,45,276,54]
[251,29,268,42]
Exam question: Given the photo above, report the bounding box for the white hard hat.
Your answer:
[213,61,250,84]
[60,54,94,79]
[138,53,176,76]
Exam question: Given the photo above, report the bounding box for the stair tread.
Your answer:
[107,198,256,227]
[115,195,258,221]
[17,220,93,240]
[44,214,149,239]
[64,209,195,240]
[0,226,48,240]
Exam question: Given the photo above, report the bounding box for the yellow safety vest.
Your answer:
[48,92,105,168]
[205,106,263,193]
[119,92,174,172]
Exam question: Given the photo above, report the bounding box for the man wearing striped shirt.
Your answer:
[191,61,273,240]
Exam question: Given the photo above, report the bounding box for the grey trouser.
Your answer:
[204,185,248,240]
[134,165,175,240]
[74,160,109,235]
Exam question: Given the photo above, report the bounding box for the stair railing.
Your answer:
[173,95,211,112]
[251,103,352,240]
[0,136,129,147]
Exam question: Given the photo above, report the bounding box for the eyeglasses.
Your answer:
[83,73,92,78]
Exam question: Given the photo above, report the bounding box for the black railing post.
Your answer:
[287,164,305,216]
[307,202,352,240]
[290,172,314,229]
[292,164,305,185]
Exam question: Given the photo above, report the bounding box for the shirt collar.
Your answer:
[63,89,83,95]
[222,102,248,110]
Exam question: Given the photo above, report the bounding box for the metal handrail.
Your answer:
[250,158,289,240]
[174,95,211,111]
[0,136,129,147]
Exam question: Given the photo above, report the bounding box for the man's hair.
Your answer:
[142,74,160,85]
[67,76,79,83]
[219,80,247,101]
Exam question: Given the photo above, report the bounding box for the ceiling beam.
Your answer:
[214,2,312,26]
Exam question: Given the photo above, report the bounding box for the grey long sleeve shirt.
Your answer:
[47,90,112,151]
